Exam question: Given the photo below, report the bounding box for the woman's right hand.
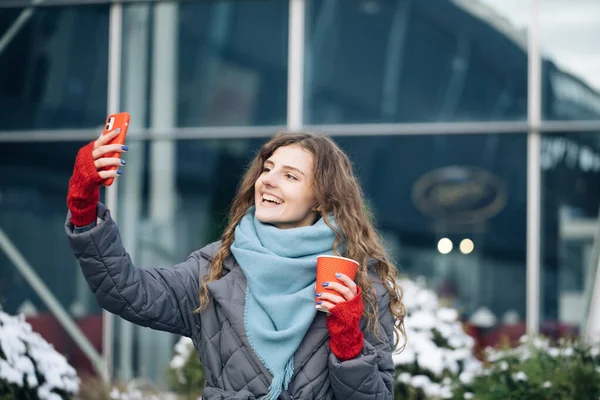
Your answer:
[67,128,128,227]
[92,128,128,181]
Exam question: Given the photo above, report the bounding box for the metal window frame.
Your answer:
[527,0,541,337]
[101,1,123,382]
[287,0,305,130]
[0,120,599,142]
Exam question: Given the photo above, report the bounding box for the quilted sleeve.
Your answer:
[328,288,395,400]
[65,203,205,338]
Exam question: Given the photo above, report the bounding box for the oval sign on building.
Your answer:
[411,166,507,223]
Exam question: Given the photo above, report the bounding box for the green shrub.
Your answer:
[167,337,204,399]
[452,335,600,400]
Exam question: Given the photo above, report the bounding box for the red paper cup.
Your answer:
[316,255,359,306]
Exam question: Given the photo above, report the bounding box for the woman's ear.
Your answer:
[313,204,320,213]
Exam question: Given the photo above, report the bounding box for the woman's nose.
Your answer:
[261,171,278,187]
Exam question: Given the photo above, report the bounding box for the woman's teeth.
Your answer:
[262,194,283,204]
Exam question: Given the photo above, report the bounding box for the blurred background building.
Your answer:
[1,0,599,386]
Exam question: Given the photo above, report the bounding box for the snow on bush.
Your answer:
[106,380,179,400]
[453,335,600,399]
[0,309,79,399]
[166,337,204,398]
[394,278,482,399]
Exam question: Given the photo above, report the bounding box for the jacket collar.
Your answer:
[199,240,237,272]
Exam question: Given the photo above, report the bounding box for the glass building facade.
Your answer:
[1,0,599,385]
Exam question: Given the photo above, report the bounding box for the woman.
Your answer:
[65,130,406,400]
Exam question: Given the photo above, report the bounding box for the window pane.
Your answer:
[541,131,600,339]
[541,0,600,120]
[0,141,103,376]
[114,132,527,379]
[0,5,109,131]
[304,0,529,124]
[121,0,288,129]
[334,134,527,351]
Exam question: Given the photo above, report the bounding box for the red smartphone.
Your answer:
[101,112,130,186]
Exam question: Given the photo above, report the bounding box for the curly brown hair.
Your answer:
[196,132,406,349]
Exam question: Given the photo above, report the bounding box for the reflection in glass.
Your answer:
[0,5,109,130]
[304,0,529,124]
[121,0,288,129]
[541,132,600,339]
[541,0,600,120]
[480,0,600,120]
[334,134,527,338]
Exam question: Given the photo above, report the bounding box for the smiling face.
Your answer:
[254,144,318,229]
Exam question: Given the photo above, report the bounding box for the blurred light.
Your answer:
[460,238,474,254]
[437,238,453,254]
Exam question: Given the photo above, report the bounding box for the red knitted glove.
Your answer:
[326,286,364,361]
[67,141,105,226]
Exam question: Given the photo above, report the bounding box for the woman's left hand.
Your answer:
[320,273,365,361]
[316,273,357,313]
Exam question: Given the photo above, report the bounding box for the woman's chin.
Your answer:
[255,209,280,224]
[256,212,299,229]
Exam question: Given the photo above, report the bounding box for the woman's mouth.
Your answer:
[261,193,284,206]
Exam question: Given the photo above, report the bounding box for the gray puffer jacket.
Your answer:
[65,203,395,400]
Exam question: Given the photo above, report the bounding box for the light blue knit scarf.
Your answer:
[230,207,338,400]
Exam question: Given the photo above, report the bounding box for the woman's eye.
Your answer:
[286,174,298,181]
[262,167,271,173]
